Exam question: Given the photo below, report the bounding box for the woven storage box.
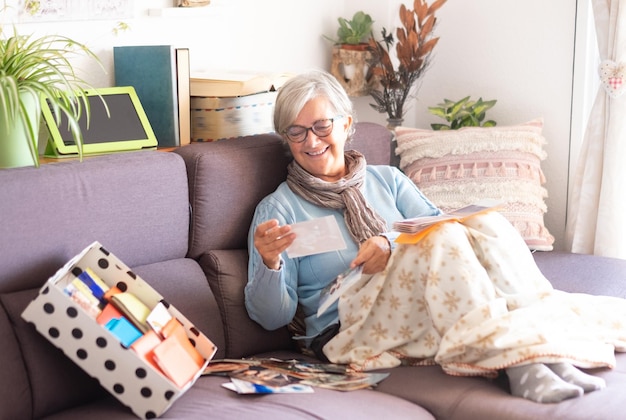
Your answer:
[22,241,217,419]
[190,91,276,141]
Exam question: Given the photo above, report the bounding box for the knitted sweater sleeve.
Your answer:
[244,193,299,331]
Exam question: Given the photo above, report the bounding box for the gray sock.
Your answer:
[506,363,583,403]
[546,363,606,393]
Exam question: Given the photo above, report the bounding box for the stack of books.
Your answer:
[190,71,293,142]
[113,45,191,147]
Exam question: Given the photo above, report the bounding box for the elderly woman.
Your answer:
[244,69,625,403]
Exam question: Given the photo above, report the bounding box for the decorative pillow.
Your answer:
[395,118,555,251]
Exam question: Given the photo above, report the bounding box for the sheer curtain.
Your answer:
[566,0,626,259]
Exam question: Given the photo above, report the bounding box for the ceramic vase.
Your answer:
[386,118,404,168]
[0,92,40,169]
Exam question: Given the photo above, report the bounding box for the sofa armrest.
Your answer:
[198,249,295,358]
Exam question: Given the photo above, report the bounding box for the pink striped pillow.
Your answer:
[395,118,554,251]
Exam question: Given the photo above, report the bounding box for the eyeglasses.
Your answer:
[282,116,343,143]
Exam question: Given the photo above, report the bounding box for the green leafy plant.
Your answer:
[368,0,446,120]
[326,11,374,45]
[428,96,497,130]
[0,26,105,167]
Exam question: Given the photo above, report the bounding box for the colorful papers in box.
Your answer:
[21,241,217,419]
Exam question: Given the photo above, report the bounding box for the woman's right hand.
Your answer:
[253,219,296,270]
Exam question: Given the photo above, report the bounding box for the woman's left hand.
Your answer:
[350,236,391,274]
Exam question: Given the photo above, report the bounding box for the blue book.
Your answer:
[77,270,106,301]
[113,45,190,147]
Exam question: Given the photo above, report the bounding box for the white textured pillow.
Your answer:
[395,118,554,251]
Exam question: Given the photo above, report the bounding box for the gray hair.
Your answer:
[273,69,356,141]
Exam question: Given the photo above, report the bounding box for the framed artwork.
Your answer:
[6,0,133,22]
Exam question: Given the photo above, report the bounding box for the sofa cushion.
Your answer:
[533,251,626,298]
[374,359,626,420]
[0,151,190,294]
[448,360,626,420]
[395,119,555,251]
[168,374,435,420]
[43,373,435,420]
[0,303,32,420]
[175,134,292,258]
[1,289,106,419]
[199,249,293,358]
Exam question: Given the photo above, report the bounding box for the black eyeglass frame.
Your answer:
[282,116,343,143]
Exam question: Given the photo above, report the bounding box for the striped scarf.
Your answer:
[286,150,388,244]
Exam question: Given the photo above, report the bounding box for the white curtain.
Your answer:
[566,0,626,259]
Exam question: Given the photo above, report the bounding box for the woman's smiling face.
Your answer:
[285,96,353,182]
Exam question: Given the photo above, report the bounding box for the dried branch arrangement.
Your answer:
[368,0,447,121]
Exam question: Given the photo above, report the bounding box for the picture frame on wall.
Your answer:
[8,0,132,22]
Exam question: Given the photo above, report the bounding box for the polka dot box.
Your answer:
[21,241,218,419]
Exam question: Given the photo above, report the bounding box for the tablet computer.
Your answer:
[42,86,158,157]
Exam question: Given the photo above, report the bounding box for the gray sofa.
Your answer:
[1,122,625,420]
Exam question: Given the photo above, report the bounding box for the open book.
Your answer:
[393,199,502,244]
[190,71,294,97]
[317,265,363,317]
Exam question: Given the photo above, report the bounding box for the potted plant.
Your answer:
[327,11,377,97]
[0,26,104,168]
[428,96,497,130]
[331,11,374,49]
[368,0,446,127]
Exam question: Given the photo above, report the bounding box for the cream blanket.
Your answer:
[323,212,626,374]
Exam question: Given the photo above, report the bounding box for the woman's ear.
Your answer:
[343,115,353,132]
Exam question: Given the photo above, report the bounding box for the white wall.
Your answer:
[5,0,345,85]
[7,0,584,250]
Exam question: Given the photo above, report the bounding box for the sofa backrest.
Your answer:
[0,151,191,293]
[175,121,392,259]
[176,134,290,257]
[349,121,394,166]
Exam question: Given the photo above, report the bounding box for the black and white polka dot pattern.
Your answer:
[22,241,217,419]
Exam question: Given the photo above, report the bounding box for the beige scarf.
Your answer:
[286,150,388,244]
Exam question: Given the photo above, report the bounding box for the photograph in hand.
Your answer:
[286,215,347,258]
[317,265,363,317]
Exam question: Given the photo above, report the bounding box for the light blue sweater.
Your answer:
[245,165,440,344]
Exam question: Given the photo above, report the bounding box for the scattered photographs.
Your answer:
[203,357,389,394]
